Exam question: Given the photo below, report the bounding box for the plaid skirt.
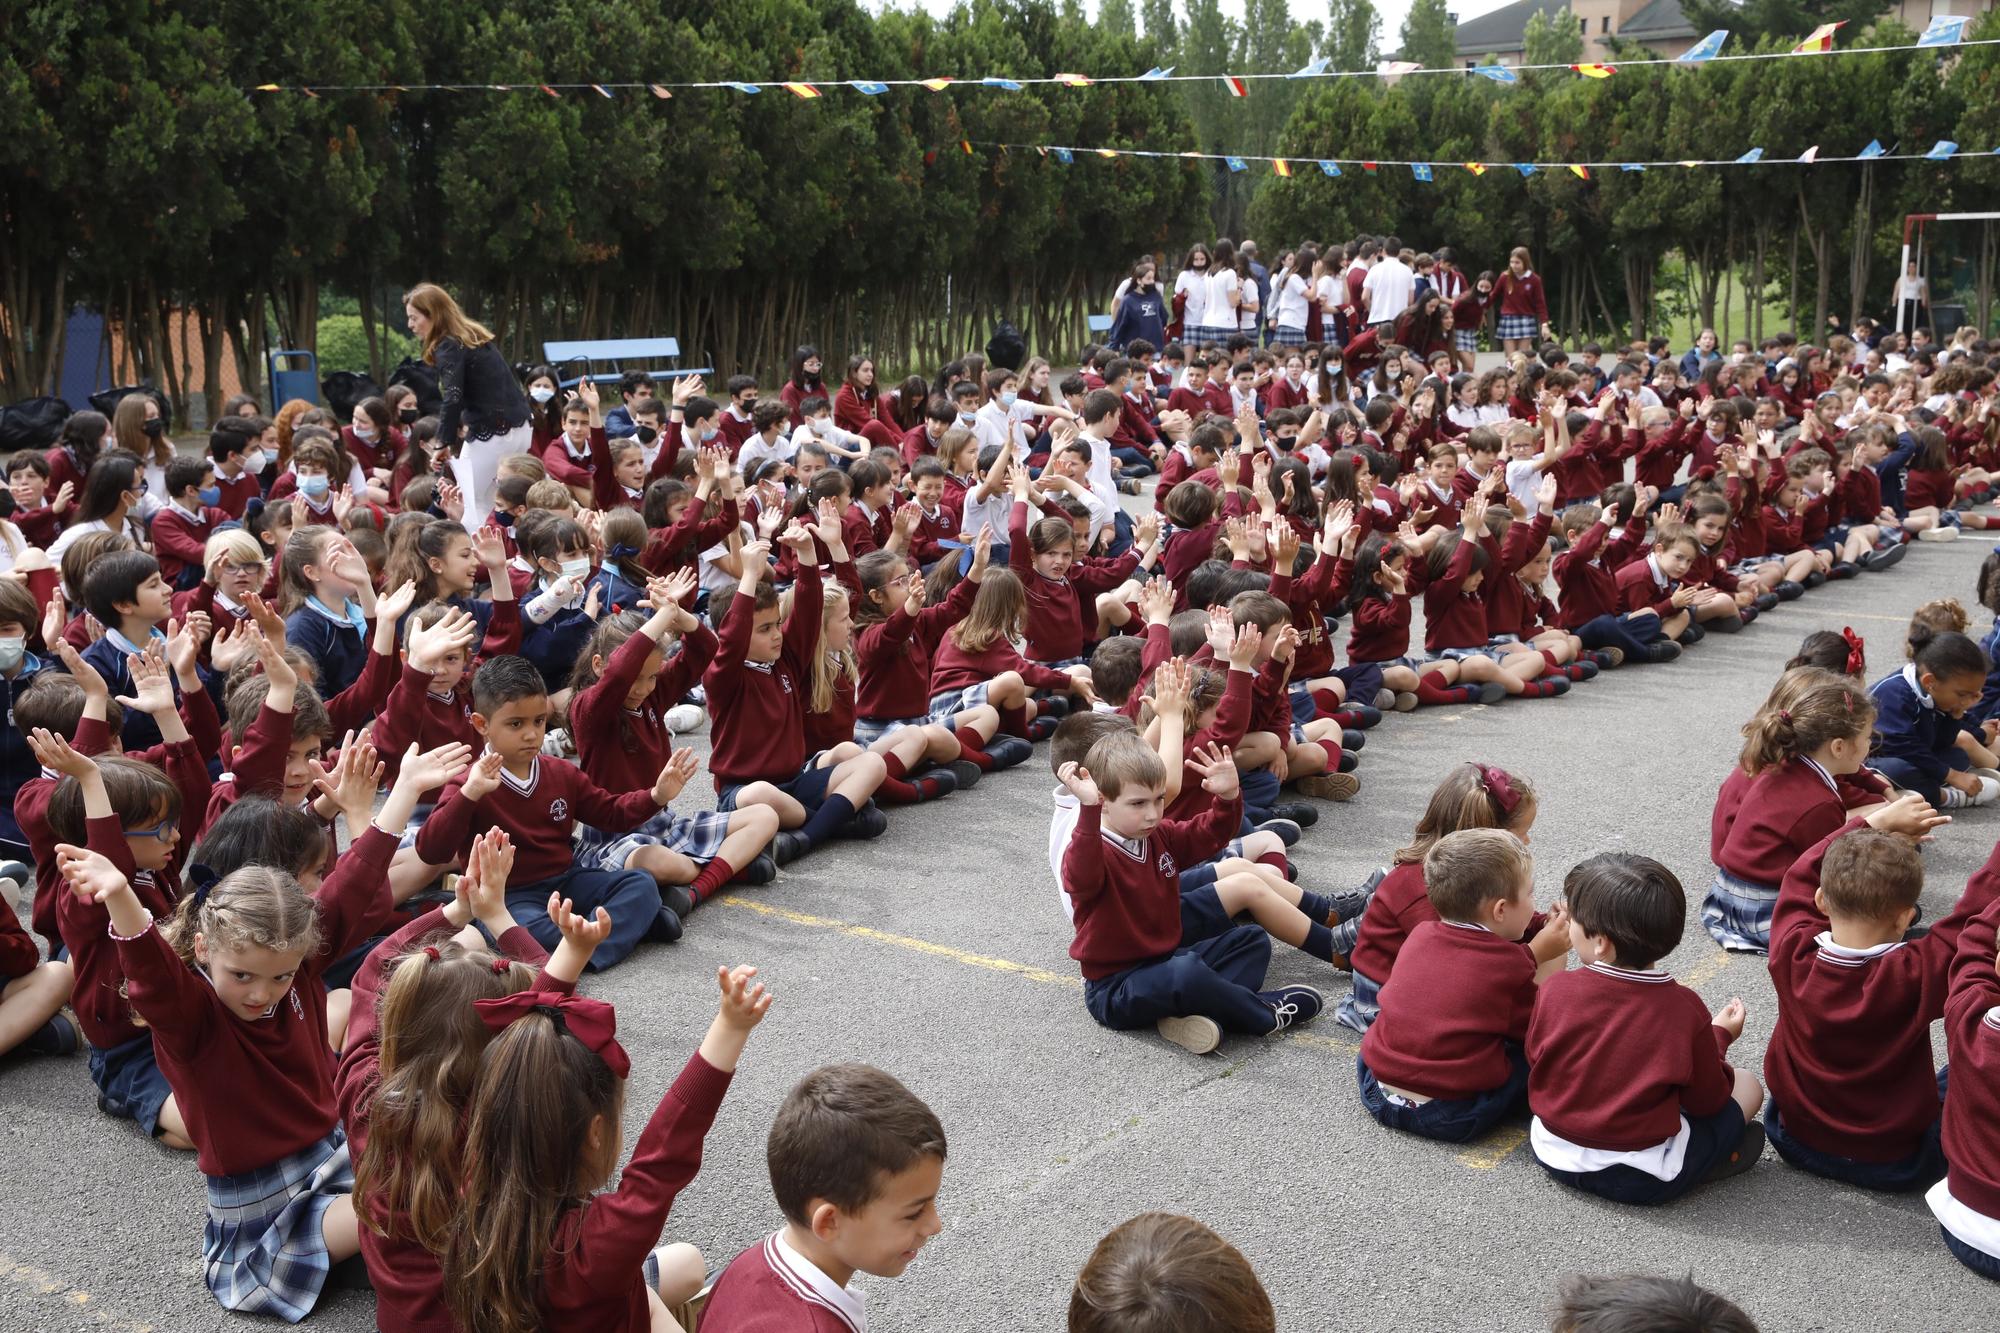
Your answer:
[204,1130,353,1322]
[1455,328,1479,353]
[1496,313,1539,341]
[928,681,993,717]
[578,806,733,872]
[1269,325,1308,347]
[1186,324,1236,348]
[1335,966,1384,1034]
[855,707,963,744]
[1702,867,1777,953]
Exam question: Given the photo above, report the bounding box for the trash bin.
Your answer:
[268,349,319,410]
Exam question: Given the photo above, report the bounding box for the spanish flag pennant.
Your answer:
[539,84,560,98]
[783,82,821,99]
[1792,21,1844,53]
[649,84,673,99]
[921,77,954,92]
[1465,162,1487,175]
[591,84,613,98]
[1055,73,1095,87]
[1571,64,1615,78]
[959,140,974,155]
[1569,164,1591,179]
[1036,146,1048,157]
[1222,75,1249,97]
[1272,159,1292,177]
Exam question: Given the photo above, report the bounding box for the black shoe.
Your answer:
[1567,659,1601,678]
[911,769,959,800]
[1679,622,1706,645]
[1260,984,1327,1032]
[1038,694,1073,720]
[1649,640,1684,664]
[947,759,984,791]
[1702,1121,1765,1183]
[1283,861,1298,882]
[1738,605,1758,626]
[1774,579,1805,601]
[842,801,889,839]
[1253,817,1303,847]
[662,884,697,920]
[1802,569,1827,589]
[1342,727,1366,753]
[1829,560,1859,580]
[645,904,684,944]
[1270,801,1320,828]
[772,830,813,865]
[1588,648,1623,669]
[983,735,1035,768]
[1473,681,1507,704]
[1864,542,1909,570]
[23,1010,79,1056]
[1543,676,1572,696]
[1754,591,1781,611]
[1703,613,1743,634]
[1326,886,1375,924]
[1337,704,1385,730]
[1336,748,1360,773]
[739,853,778,885]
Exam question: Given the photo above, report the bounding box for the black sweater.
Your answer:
[434,335,532,446]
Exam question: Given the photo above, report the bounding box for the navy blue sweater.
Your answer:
[1870,665,1962,782]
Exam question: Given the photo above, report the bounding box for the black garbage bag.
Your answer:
[88,384,170,422]
[321,370,383,420]
[985,319,1026,372]
[0,395,72,451]
[388,357,442,417]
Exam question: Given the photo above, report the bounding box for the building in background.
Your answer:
[1450,0,1992,67]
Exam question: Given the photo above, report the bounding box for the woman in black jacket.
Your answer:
[403,283,531,530]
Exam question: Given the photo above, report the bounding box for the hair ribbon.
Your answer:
[187,864,220,910]
[422,945,441,961]
[1473,763,1522,815]
[1840,627,1866,677]
[474,991,630,1078]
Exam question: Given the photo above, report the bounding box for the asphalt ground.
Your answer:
[5,529,1999,1332]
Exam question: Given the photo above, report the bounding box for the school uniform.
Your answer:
[1338,862,1427,1031]
[520,576,601,692]
[415,754,672,969]
[842,499,894,559]
[1868,663,1966,807]
[1930,898,2000,1281]
[1707,755,1848,953]
[1008,501,1138,665]
[704,564,823,800]
[854,578,979,740]
[641,498,741,581]
[1163,385,1214,420]
[1420,536,1497,657]
[0,652,54,857]
[1527,962,1747,1204]
[284,597,371,700]
[702,1230,871,1333]
[1357,920,1536,1142]
[152,499,232,590]
[1492,271,1548,342]
[929,634,1073,717]
[81,626,176,752]
[212,467,264,520]
[540,427,613,497]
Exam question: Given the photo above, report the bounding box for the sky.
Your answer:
[876,0,1522,60]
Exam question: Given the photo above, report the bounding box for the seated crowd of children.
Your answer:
[3,312,1999,1329]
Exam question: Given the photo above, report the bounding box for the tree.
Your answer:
[1522,8,1584,68]
[1398,0,1457,68]
[1678,0,1894,45]
[1325,0,1381,70]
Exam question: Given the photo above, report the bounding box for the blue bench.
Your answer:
[541,337,712,389]
[1087,314,1113,335]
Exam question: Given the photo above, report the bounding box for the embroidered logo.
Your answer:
[289,989,305,1020]
[549,798,569,822]
[1157,851,1177,876]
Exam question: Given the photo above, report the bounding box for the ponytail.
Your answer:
[1737,667,1872,775]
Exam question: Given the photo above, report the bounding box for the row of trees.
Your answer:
[0,1,1994,427]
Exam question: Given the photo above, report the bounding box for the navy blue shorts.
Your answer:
[1538,1102,1749,1205]
[1764,1067,1948,1192]
[1287,681,1319,725]
[717,757,836,812]
[90,1032,173,1137]
[1356,1046,1529,1144]
[1177,883,1232,944]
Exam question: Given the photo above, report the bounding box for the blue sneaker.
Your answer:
[1260,984,1327,1033]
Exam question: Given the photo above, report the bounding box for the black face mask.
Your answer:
[400,408,419,424]
[141,418,166,437]
[636,424,660,445]
[493,510,515,529]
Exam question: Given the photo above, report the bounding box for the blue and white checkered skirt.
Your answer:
[1269,325,1308,347]
[928,681,993,718]
[1702,867,1778,953]
[1186,324,1236,348]
[1455,328,1479,353]
[1335,966,1384,1034]
[1496,313,1539,341]
[855,706,963,744]
[577,806,733,872]
[203,1129,353,1322]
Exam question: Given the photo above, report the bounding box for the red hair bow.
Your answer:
[473,992,630,1078]
[1474,763,1523,815]
[1841,626,1866,677]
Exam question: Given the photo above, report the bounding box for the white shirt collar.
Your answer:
[1901,661,1935,709]
[769,1231,868,1332]
[1813,930,1904,963]
[1797,754,1841,794]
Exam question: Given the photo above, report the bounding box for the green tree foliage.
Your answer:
[1397,0,1458,68]
[1522,8,1584,68]
[1677,0,1893,45]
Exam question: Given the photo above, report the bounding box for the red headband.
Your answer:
[1474,763,1523,815]
[474,992,630,1078]
[1841,626,1866,677]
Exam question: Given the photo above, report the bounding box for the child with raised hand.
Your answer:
[1930,896,2000,1281]
[1007,465,1151,666]
[1339,763,1544,1032]
[1059,730,1326,1056]
[701,1063,945,1331]
[1067,1213,1275,1333]
[443,960,772,1333]
[1422,490,1568,700]
[1869,622,1999,809]
[339,828,618,1333]
[1528,853,1766,1204]
[569,567,781,911]
[1708,667,1885,953]
[414,654,700,967]
[1345,527,1496,708]
[704,527,890,853]
[280,523,378,699]
[1357,828,1571,1143]
[52,738,470,1322]
[931,567,1094,743]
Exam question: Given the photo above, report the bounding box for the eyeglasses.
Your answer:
[128,817,178,843]
[223,562,266,578]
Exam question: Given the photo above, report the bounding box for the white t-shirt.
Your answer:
[1235,275,1261,332]
[1316,273,1341,319]
[1176,269,1210,330]
[1365,256,1415,327]
[697,520,755,600]
[1207,270,1241,329]
[1048,789,1080,921]
[740,431,798,478]
[1275,273,1310,331]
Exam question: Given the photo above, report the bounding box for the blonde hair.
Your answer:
[949,568,1027,653]
[497,453,546,484]
[161,865,321,972]
[1423,828,1533,922]
[1394,763,1537,865]
[1085,730,1167,801]
[203,528,266,580]
[405,283,495,363]
[523,478,576,513]
[789,583,857,717]
[1737,666,1873,775]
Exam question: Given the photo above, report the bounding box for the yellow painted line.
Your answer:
[1682,949,1734,990]
[715,894,1082,988]
[1457,1124,1529,1169]
[1284,1027,1358,1054]
[0,1253,154,1332]
[1835,610,1930,624]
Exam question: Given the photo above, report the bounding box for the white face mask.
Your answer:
[530,386,556,404]
[243,448,268,474]
[0,635,23,672]
[354,424,378,442]
[558,557,592,582]
[809,418,830,437]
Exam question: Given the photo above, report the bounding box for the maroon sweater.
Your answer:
[150,503,232,585]
[930,633,1072,698]
[1527,963,1736,1151]
[1715,757,1848,887]
[854,577,978,720]
[1552,516,1646,631]
[1010,500,1140,663]
[1941,898,2000,1220]
[573,624,716,799]
[703,565,822,789]
[1767,818,2000,1162]
[1420,533,1494,653]
[1347,863,1431,985]
[1360,920,1536,1099]
[1062,797,1240,980]
[115,826,394,1176]
[1613,553,1681,619]
[415,757,663,883]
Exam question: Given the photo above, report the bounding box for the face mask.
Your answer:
[243,448,268,474]
[998,392,1018,408]
[299,473,330,498]
[700,425,720,443]
[354,424,378,442]
[493,510,515,529]
[530,386,556,404]
[958,411,976,426]
[400,408,419,424]
[636,424,659,445]
[142,418,165,438]
[0,636,23,672]
[198,486,222,506]
[558,557,592,582]
[809,418,830,437]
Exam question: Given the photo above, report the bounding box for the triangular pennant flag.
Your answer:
[1679,159,1700,167]
[1515,163,1537,176]
[959,140,974,155]
[255,83,282,91]
[649,84,673,99]
[1318,160,1342,177]
[591,84,613,98]
[1095,148,1118,158]
[1927,140,1958,161]
[1678,30,1728,62]
[301,87,319,98]
[1180,150,1204,158]
[1792,21,1844,54]
[1052,147,1073,164]
[1138,66,1173,81]
[848,80,889,95]
[982,77,1023,90]
[921,77,954,91]
[1465,162,1487,175]
[1272,159,1292,177]
[1222,75,1249,97]
[1475,64,1518,84]
[1361,161,1379,173]
[1225,156,1247,172]
[539,84,561,97]
[1289,58,1330,79]
[1380,61,1421,75]
[1798,145,1819,163]
[782,82,820,98]
[724,82,761,94]
[1620,163,1646,172]
[1569,164,1591,179]
[1571,64,1616,78]
[1858,139,1885,160]
[1736,148,1763,163]
[1412,163,1433,181]
[1055,73,1094,87]
[1919,15,1970,47]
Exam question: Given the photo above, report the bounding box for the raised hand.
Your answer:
[375,579,420,627]
[115,640,177,715]
[458,750,506,802]
[1056,760,1101,806]
[28,727,95,780]
[407,606,478,671]
[651,746,700,806]
[1187,743,1240,799]
[548,892,615,952]
[715,963,774,1031]
[38,588,66,655]
[54,844,130,906]
[1150,656,1193,719]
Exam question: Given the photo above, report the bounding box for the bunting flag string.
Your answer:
[247,27,1995,97]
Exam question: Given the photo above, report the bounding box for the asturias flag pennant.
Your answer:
[1225,155,1247,172]
[1412,162,1433,181]
[1858,139,1885,159]
[1735,147,1763,163]
[1919,16,1970,47]
[1475,64,1518,83]
[1679,30,1728,62]
[1927,140,1958,161]
[1319,160,1342,176]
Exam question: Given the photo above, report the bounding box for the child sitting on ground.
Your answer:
[1931,897,2000,1282]
[701,1063,946,1331]
[1357,827,1570,1142]
[1067,1213,1274,1333]
[1869,618,2000,809]
[1765,795,1973,1191]
[1527,853,1766,1204]
[1551,1273,1761,1333]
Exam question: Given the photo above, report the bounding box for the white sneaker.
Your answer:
[665,704,706,733]
[1974,775,2000,807]
[1917,526,1960,542]
[1155,1015,1222,1055]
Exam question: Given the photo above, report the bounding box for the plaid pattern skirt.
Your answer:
[1702,867,1777,953]
[1185,324,1237,348]
[577,806,734,872]
[1269,325,1308,347]
[1455,328,1479,353]
[1335,966,1384,1034]
[203,1130,353,1323]
[1496,313,1540,341]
